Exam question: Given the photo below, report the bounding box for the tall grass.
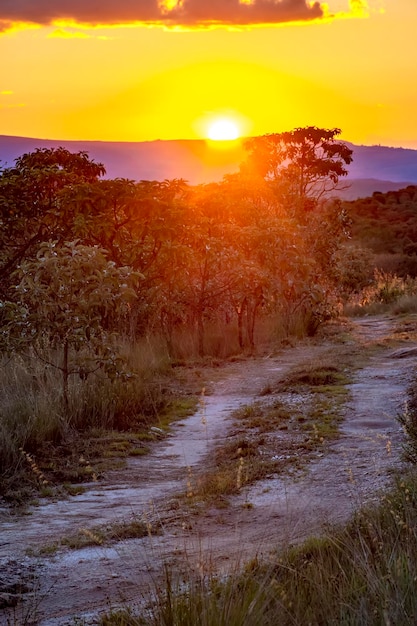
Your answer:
[0,336,172,495]
[345,270,417,316]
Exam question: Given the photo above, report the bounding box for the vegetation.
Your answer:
[0,127,361,496]
[345,184,417,278]
[345,269,417,316]
[27,515,158,556]
[188,355,350,505]
[242,126,353,210]
[96,470,417,625]
[398,374,417,466]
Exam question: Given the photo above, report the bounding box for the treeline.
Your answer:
[345,185,417,277]
[0,127,363,363]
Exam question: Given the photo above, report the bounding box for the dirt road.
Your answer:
[1,314,416,625]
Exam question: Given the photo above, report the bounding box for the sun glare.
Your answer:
[207,118,240,141]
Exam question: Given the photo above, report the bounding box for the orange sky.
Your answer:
[0,0,416,148]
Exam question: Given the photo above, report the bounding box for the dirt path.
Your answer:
[1,314,417,625]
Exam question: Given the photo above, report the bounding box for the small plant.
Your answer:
[99,609,146,625]
[279,362,349,390]
[29,516,158,555]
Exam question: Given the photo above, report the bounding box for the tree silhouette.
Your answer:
[242,127,353,212]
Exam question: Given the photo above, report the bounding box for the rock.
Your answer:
[149,426,165,437]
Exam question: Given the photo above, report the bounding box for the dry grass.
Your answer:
[27,515,159,556]
[97,465,417,626]
[0,337,197,502]
[185,357,350,506]
[345,270,417,317]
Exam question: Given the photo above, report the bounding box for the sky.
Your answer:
[0,0,416,148]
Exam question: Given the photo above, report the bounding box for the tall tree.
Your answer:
[0,148,105,296]
[242,127,353,212]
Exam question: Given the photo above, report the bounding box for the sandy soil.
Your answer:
[1,314,417,625]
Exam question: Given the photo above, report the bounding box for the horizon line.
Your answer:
[0,133,416,152]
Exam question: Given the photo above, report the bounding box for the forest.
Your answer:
[0,124,415,496]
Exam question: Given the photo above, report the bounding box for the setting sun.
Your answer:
[207,119,240,141]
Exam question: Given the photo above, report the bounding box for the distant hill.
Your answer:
[336,178,416,201]
[0,135,245,185]
[344,142,417,183]
[1,135,417,199]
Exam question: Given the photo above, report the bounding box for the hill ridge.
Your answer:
[1,135,417,198]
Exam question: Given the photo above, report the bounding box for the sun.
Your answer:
[207,118,240,141]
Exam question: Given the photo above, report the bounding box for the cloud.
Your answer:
[348,0,369,17]
[160,0,324,25]
[0,0,325,31]
[47,28,91,39]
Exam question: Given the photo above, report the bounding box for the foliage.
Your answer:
[346,270,417,315]
[0,147,105,295]
[0,130,365,492]
[242,126,353,211]
[398,378,417,465]
[0,131,359,359]
[330,243,374,301]
[345,184,417,277]
[3,241,140,404]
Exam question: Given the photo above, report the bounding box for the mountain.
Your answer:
[344,142,417,183]
[0,135,245,184]
[1,134,417,199]
[335,178,416,201]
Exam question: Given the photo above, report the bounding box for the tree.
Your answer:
[0,148,105,296]
[6,241,139,407]
[236,129,355,337]
[242,127,353,212]
[177,183,239,356]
